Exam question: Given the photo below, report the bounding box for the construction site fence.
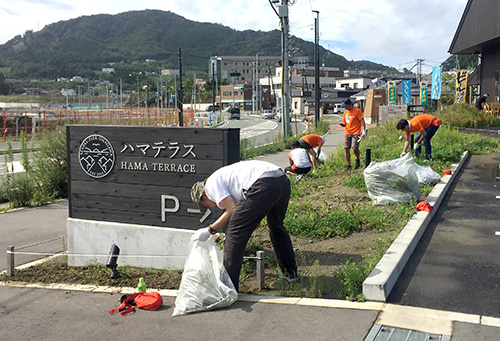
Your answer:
[1,108,197,142]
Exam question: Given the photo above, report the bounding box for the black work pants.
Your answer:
[223,175,297,291]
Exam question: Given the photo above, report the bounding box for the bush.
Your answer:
[1,129,68,208]
[438,103,500,128]
[32,129,68,199]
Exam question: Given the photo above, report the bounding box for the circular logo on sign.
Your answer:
[78,134,115,178]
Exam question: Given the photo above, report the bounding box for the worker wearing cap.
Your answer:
[476,93,489,110]
[190,160,298,291]
[297,133,325,169]
[340,98,366,170]
[397,114,442,160]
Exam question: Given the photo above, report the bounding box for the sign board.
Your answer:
[455,70,468,103]
[402,80,412,105]
[67,126,240,230]
[431,66,443,100]
[388,81,396,105]
[420,82,428,106]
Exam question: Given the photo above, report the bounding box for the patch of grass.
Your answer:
[439,103,500,128]
[285,207,358,238]
[335,236,391,301]
[345,174,366,192]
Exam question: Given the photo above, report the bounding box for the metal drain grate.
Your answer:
[365,325,451,341]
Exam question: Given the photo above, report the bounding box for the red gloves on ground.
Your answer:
[416,201,434,212]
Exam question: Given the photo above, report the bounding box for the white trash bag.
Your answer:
[314,147,327,163]
[414,163,441,185]
[173,238,238,316]
[363,153,420,205]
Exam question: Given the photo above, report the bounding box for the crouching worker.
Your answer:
[297,133,325,168]
[397,114,442,160]
[190,160,298,291]
[284,141,313,180]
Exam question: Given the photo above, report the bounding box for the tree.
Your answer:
[0,72,11,95]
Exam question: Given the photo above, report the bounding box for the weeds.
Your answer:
[0,129,68,208]
[335,236,390,301]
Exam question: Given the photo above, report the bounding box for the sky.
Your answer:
[0,0,469,73]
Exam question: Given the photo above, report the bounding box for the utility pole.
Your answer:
[313,10,320,130]
[178,48,183,126]
[416,58,424,85]
[280,1,291,136]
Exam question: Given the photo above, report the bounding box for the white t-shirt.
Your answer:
[205,160,280,208]
[290,148,311,168]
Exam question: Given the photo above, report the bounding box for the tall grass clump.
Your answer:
[438,103,500,128]
[1,129,68,208]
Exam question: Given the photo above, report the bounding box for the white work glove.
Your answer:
[192,227,210,242]
[400,152,407,158]
[413,142,421,150]
[357,129,367,142]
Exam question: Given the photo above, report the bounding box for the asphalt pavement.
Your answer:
[1,121,500,340]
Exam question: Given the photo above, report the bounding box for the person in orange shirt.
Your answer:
[340,98,366,170]
[297,133,325,169]
[396,114,441,160]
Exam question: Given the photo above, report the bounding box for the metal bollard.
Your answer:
[256,250,265,290]
[7,245,14,277]
[365,146,372,168]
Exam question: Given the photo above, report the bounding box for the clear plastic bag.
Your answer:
[172,238,238,316]
[363,153,421,205]
[314,147,327,163]
[414,163,441,185]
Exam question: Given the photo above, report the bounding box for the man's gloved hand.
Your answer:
[192,227,211,242]
[400,152,407,158]
[357,129,367,143]
[413,142,421,150]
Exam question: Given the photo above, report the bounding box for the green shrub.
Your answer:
[32,129,68,199]
[1,172,36,208]
[438,103,500,128]
[1,129,68,208]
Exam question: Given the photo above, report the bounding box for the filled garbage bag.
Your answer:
[414,163,441,185]
[173,238,238,316]
[363,153,420,205]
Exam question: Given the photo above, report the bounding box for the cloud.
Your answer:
[0,0,469,71]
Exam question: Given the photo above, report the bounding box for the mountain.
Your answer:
[0,10,397,80]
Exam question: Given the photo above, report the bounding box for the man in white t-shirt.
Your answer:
[284,141,312,180]
[190,160,298,291]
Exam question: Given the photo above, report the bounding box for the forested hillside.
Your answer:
[0,10,396,81]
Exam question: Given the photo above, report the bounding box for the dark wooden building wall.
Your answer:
[67,125,240,230]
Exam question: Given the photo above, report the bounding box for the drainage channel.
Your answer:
[365,325,451,341]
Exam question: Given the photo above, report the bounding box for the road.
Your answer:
[219,112,308,146]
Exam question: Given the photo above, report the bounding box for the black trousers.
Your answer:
[223,175,297,291]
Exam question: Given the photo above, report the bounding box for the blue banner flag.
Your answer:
[402,80,412,104]
[431,66,443,100]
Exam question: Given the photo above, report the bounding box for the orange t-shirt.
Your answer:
[405,114,435,137]
[342,107,364,135]
[300,134,323,148]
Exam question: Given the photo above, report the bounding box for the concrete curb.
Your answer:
[362,151,470,301]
